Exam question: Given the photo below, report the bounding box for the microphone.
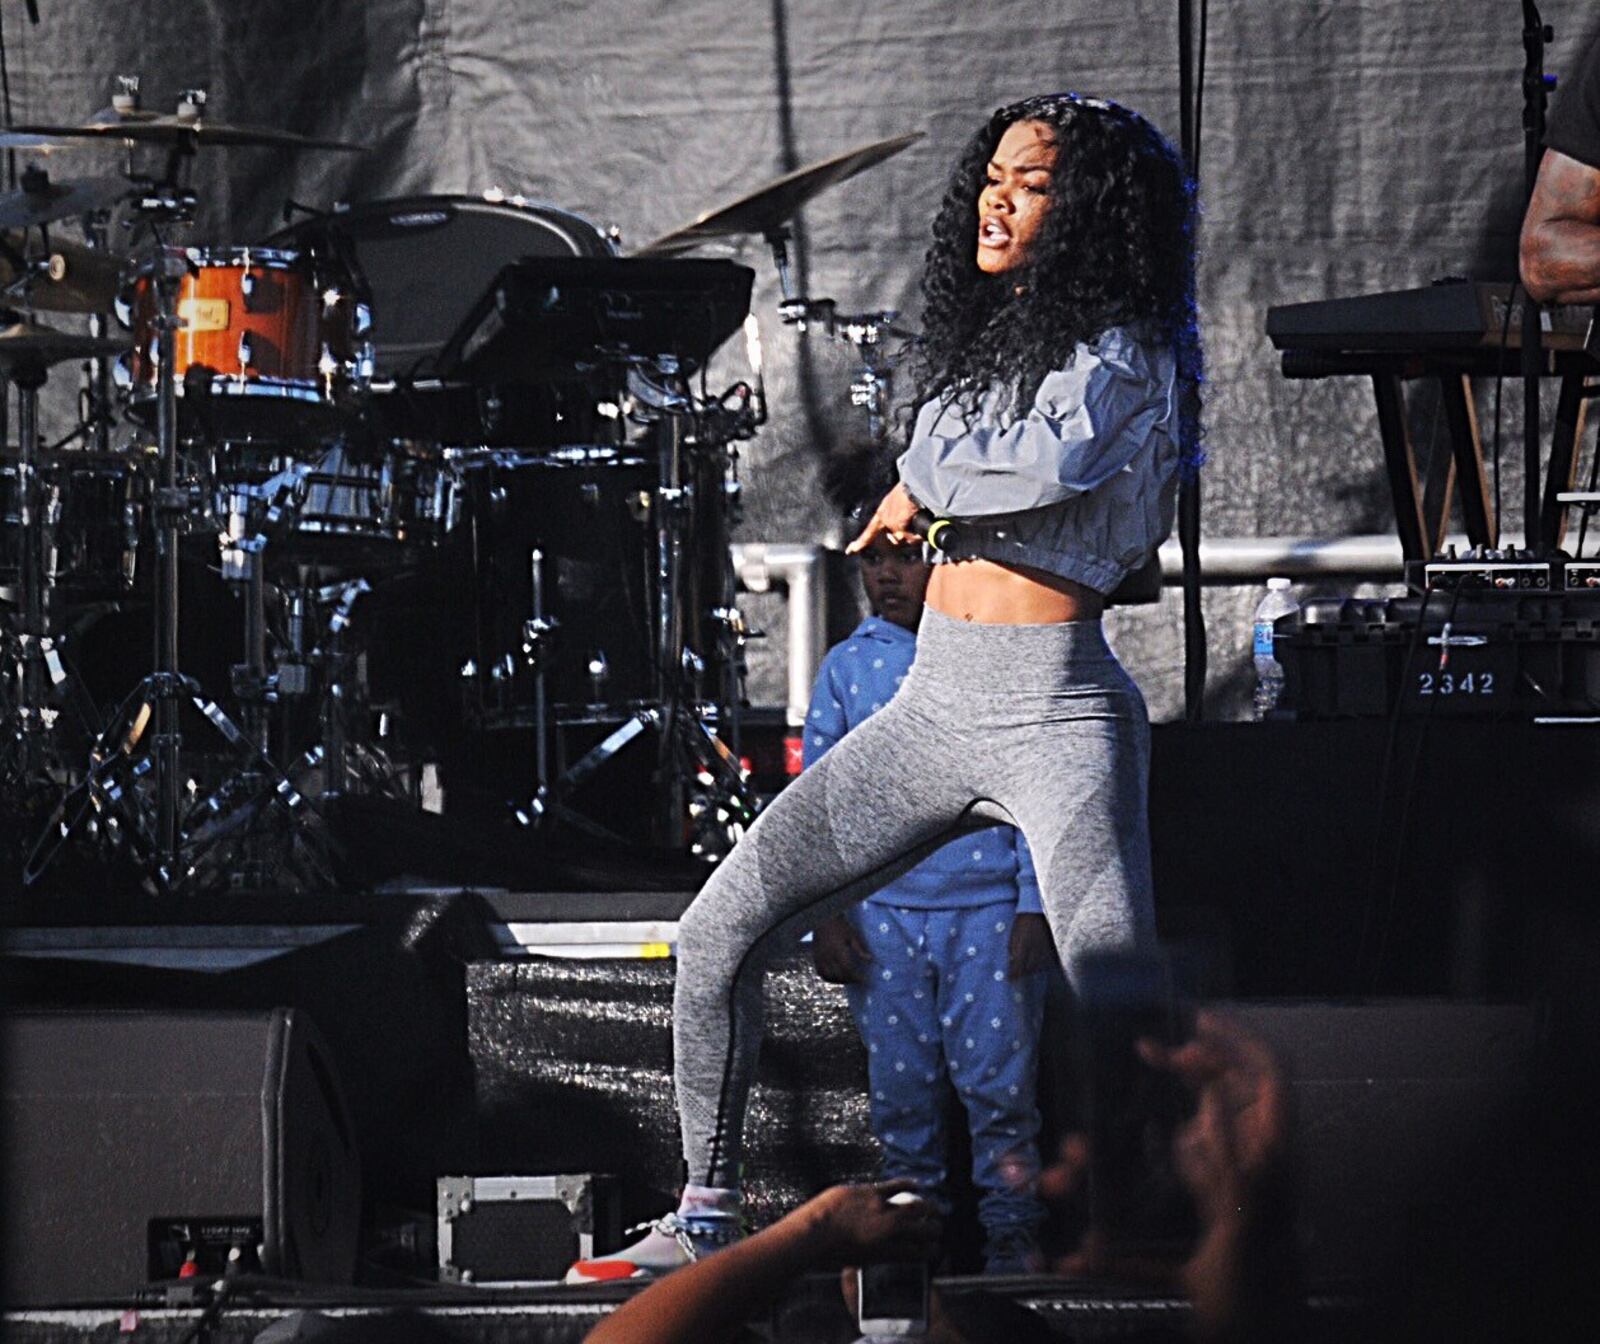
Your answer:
[908,507,962,553]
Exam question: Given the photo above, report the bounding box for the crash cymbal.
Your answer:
[0,167,128,231]
[0,109,365,154]
[0,234,122,313]
[635,132,923,257]
[0,317,128,373]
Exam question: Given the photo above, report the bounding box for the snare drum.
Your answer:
[280,442,459,572]
[118,246,372,434]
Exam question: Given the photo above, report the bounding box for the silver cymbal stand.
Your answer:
[143,235,191,877]
[1,350,54,785]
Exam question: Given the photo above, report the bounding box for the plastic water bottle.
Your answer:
[1251,577,1299,720]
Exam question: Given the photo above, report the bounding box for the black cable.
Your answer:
[1368,581,1461,991]
[171,1279,234,1344]
[1194,0,1209,180]
[1177,0,1210,721]
[1577,399,1600,558]
[0,6,15,190]
[1354,583,1437,988]
[1490,280,1519,542]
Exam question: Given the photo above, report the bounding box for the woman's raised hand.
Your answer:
[846,483,921,553]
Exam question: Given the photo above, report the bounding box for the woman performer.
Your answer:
[568,91,1201,1283]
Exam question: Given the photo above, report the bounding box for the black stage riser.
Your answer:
[470,954,1546,1291]
[1,894,498,1215]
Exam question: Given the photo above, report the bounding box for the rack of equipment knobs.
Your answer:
[1273,553,1600,720]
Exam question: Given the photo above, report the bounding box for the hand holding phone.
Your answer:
[853,1189,932,1338]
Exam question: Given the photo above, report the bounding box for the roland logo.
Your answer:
[390,210,451,228]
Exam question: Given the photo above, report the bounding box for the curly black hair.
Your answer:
[914,93,1203,468]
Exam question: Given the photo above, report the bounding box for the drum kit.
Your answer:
[0,78,922,897]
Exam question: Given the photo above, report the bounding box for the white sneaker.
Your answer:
[564,1210,743,1284]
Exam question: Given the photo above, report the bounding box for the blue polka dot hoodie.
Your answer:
[802,615,1040,912]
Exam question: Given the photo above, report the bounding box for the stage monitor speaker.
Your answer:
[1220,999,1541,1289]
[1,1008,362,1307]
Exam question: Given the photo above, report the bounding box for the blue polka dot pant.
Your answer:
[844,900,1047,1235]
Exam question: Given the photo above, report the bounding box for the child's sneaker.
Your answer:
[564,1210,742,1284]
[981,1223,1041,1276]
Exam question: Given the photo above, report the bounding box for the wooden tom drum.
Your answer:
[117,247,371,435]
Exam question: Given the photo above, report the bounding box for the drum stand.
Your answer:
[1,358,60,788]
[0,329,121,797]
[24,236,332,895]
[518,390,756,854]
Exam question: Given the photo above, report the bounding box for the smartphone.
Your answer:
[856,1260,930,1338]
[1073,949,1198,1254]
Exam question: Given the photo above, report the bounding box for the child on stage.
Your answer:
[804,485,1055,1273]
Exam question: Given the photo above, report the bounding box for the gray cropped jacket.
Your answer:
[895,326,1180,595]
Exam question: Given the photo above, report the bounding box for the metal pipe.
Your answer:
[730,542,827,726]
[730,534,1520,721]
[1151,533,1527,583]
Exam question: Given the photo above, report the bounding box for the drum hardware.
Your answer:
[15,92,369,895]
[0,90,369,155]
[0,319,130,791]
[0,232,123,314]
[523,547,555,813]
[216,463,316,757]
[0,166,129,233]
[4,115,937,876]
[799,303,917,446]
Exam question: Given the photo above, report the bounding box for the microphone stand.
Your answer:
[1178,0,1207,721]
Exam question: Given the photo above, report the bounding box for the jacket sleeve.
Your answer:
[801,655,849,769]
[896,329,1175,518]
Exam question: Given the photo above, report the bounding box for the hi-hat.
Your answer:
[635,132,923,257]
[0,168,128,231]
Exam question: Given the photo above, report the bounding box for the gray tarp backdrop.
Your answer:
[6,1,1598,718]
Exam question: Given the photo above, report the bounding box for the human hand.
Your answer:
[789,1181,943,1267]
[811,915,871,985]
[1038,1134,1182,1286]
[1007,912,1055,978]
[845,483,921,554]
[1041,1015,1297,1339]
[1137,1009,1292,1230]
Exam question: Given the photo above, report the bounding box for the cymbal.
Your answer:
[0,318,128,374]
[0,109,365,154]
[0,234,122,313]
[634,132,924,257]
[0,170,128,231]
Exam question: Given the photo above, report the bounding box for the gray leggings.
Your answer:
[674,608,1155,1189]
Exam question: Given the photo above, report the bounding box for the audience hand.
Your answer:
[1007,912,1056,978]
[1041,1011,1298,1341]
[1138,1009,1292,1232]
[812,914,872,984]
[789,1180,943,1268]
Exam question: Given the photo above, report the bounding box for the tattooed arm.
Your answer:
[1520,148,1600,304]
